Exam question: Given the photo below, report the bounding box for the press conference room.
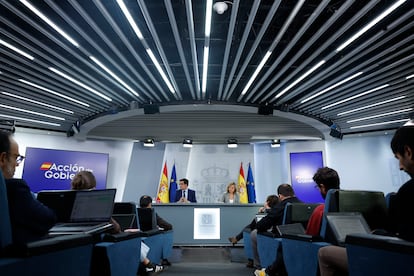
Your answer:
[1,0,414,275]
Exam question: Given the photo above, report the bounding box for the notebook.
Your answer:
[326,212,371,245]
[48,189,116,235]
[137,207,158,232]
[276,223,306,236]
[255,213,267,222]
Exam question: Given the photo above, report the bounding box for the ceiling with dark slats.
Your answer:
[0,0,413,144]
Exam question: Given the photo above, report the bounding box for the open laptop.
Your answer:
[276,223,306,236]
[112,202,138,231]
[326,212,371,245]
[48,189,116,235]
[37,190,77,222]
[137,207,158,232]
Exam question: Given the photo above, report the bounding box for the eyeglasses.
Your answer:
[7,153,25,164]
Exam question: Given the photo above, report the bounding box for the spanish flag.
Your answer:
[238,162,248,203]
[156,162,169,203]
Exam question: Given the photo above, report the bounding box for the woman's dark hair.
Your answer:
[266,194,279,207]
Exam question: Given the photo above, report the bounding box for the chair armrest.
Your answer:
[4,234,94,257]
[257,231,279,238]
[102,232,142,242]
[346,233,414,255]
[282,233,323,242]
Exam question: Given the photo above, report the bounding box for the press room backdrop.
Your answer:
[13,128,409,203]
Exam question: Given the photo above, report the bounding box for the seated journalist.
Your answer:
[0,130,56,245]
[71,171,164,275]
[318,126,414,276]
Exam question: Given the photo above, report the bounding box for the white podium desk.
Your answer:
[153,203,261,246]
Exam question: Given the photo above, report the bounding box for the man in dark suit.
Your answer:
[0,130,56,244]
[174,178,197,203]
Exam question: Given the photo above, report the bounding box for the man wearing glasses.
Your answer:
[0,130,56,244]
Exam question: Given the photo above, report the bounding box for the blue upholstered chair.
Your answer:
[256,202,320,268]
[385,192,396,210]
[136,207,172,264]
[242,228,254,261]
[92,232,142,276]
[283,189,387,276]
[0,171,94,276]
[346,233,414,276]
[281,189,339,276]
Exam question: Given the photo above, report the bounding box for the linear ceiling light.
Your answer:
[182,138,193,148]
[301,72,363,103]
[350,118,408,129]
[0,38,34,60]
[271,139,281,148]
[0,113,61,127]
[227,138,238,148]
[49,67,112,102]
[146,49,175,93]
[336,0,407,52]
[116,0,144,40]
[143,138,155,147]
[89,56,139,97]
[242,51,272,95]
[20,0,79,47]
[337,95,405,116]
[347,108,413,123]
[117,0,175,94]
[321,84,389,110]
[406,74,414,80]
[18,79,89,107]
[2,91,74,114]
[0,103,65,121]
[275,60,326,100]
[202,0,213,94]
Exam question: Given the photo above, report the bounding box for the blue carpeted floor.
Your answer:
[161,247,255,276]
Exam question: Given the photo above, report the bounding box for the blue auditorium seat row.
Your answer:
[247,189,414,276]
[1,170,171,276]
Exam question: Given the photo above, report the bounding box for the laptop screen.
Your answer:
[70,189,116,222]
[37,190,77,222]
[138,208,157,231]
[277,223,306,236]
[326,212,371,245]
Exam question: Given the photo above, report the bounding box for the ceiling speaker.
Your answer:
[330,128,343,139]
[143,104,160,114]
[258,105,273,115]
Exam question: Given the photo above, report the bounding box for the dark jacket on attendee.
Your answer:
[388,178,414,242]
[6,178,56,244]
[256,196,302,233]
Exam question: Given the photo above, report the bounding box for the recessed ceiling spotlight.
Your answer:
[143,138,155,147]
[271,139,280,148]
[183,138,193,148]
[227,138,238,148]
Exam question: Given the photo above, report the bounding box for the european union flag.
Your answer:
[246,163,256,203]
[169,164,178,203]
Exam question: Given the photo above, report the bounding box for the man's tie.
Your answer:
[183,190,186,199]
